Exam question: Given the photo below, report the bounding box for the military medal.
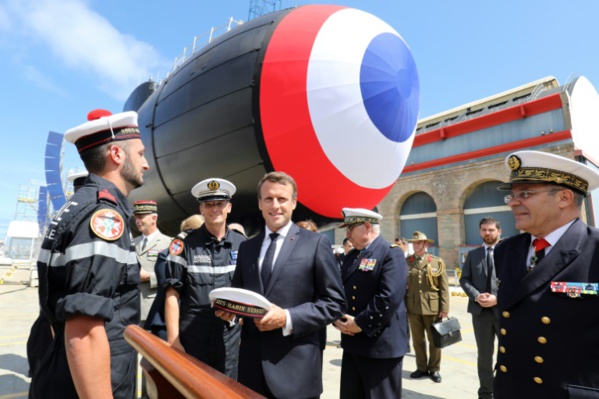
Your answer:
[358,258,377,271]
[551,281,598,298]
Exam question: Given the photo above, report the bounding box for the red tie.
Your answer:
[533,238,550,253]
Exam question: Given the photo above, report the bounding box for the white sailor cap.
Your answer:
[497,150,599,196]
[339,207,382,228]
[209,287,272,318]
[66,170,88,187]
[191,178,236,202]
[64,109,140,154]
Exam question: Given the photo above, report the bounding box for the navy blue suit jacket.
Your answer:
[494,219,599,398]
[232,223,346,399]
[143,249,167,337]
[340,235,408,358]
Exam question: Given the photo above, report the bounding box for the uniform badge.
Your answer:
[208,180,220,190]
[148,249,159,260]
[193,254,211,264]
[169,239,185,256]
[231,250,238,265]
[551,281,598,298]
[507,155,521,171]
[90,209,124,241]
[358,258,377,271]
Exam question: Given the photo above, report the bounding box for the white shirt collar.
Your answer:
[265,221,293,239]
[531,219,576,254]
[143,230,159,242]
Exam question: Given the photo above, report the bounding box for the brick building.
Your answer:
[335,75,599,270]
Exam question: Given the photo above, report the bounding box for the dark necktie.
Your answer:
[141,237,148,252]
[529,238,550,271]
[261,233,279,288]
[486,247,494,293]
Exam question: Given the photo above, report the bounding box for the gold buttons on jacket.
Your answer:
[499,365,507,372]
[499,346,506,353]
[534,377,543,384]
[534,356,544,364]
[353,286,357,290]
[502,311,510,318]
[538,336,547,344]
[541,316,551,325]
[500,328,506,335]
[352,296,356,300]
[352,307,356,311]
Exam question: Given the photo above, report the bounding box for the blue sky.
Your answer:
[1,0,598,240]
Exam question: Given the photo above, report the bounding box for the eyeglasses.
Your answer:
[346,223,364,233]
[504,189,560,204]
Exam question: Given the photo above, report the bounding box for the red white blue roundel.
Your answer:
[260,5,419,218]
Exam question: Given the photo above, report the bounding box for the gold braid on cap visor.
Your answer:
[510,167,588,195]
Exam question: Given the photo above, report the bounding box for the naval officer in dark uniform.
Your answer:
[333,208,408,399]
[164,178,246,378]
[31,109,149,399]
[494,150,599,398]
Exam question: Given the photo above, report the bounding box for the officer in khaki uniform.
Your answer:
[405,231,450,383]
[133,200,172,323]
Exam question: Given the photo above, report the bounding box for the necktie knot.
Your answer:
[533,238,550,252]
[269,232,279,241]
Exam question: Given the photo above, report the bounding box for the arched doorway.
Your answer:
[400,192,438,255]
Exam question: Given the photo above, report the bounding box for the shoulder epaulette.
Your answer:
[97,189,117,204]
[176,230,190,240]
[390,244,401,249]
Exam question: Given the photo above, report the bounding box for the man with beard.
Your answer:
[164,178,246,378]
[460,217,501,399]
[31,109,149,399]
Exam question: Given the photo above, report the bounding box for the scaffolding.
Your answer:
[248,0,282,20]
[15,182,43,223]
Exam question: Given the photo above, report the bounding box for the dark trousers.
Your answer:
[472,308,499,399]
[340,352,403,399]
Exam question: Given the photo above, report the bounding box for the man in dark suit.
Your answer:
[217,171,346,399]
[494,150,599,398]
[460,217,502,399]
[333,208,408,399]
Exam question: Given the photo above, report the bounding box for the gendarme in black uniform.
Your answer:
[31,174,140,399]
[165,224,246,377]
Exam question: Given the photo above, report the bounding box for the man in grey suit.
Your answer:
[133,200,172,323]
[217,171,346,399]
[460,217,501,399]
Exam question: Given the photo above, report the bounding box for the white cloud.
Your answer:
[22,65,67,96]
[1,0,169,100]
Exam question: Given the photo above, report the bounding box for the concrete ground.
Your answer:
[0,264,481,399]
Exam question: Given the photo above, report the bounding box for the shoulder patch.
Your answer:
[90,209,125,241]
[98,189,117,204]
[169,239,185,256]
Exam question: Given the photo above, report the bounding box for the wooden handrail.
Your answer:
[124,324,265,399]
